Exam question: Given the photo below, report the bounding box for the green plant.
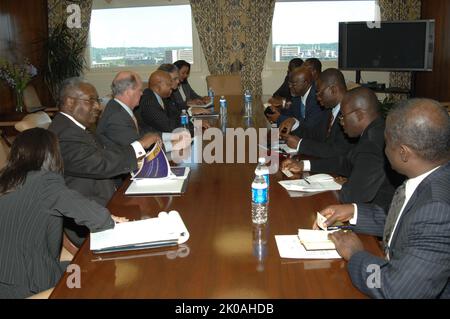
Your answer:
[44,22,86,102]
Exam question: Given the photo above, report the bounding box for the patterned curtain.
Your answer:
[379,0,421,99]
[48,0,92,52]
[190,0,275,95]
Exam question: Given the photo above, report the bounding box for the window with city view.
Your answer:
[89,5,193,69]
[272,1,377,62]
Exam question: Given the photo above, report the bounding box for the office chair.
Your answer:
[206,74,243,96]
[14,111,52,132]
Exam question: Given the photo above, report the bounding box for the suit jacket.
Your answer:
[96,99,140,147]
[348,162,450,298]
[299,110,357,158]
[179,81,201,101]
[137,88,180,133]
[310,117,397,210]
[277,83,330,142]
[171,89,189,110]
[272,75,291,100]
[0,171,114,298]
[48,113,138,206]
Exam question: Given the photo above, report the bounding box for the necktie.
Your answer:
[299,99,305,119]
[132,115,139,135]
[383,182,407,257]
[327,113,334,138]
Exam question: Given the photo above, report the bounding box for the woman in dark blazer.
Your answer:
[0,128,122,298]
[174,59,210,105]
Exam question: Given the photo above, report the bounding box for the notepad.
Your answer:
[297,229,336,250]
[125,167,190,195]
[275,235,341,259]
[90,211,189,254]
[278,174,342,192]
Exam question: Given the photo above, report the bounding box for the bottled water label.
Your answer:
[181,115,189,125]
[252,187,268,204]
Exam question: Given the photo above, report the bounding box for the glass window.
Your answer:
[271,1,377,62]
[89,5,193,69]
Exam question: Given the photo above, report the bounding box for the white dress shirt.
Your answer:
[290,85,312,132]
[350,166,441,243]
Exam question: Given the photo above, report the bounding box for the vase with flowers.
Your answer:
[0,58,38,113]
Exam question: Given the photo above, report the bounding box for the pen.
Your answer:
[304,177,311,184]
[327,225,353,231]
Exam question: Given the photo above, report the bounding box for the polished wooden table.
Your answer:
[50,96,382,298]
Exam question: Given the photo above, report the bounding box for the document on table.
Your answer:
[278,174,342,192]
[90,211,190,254]
[275,235,341,259]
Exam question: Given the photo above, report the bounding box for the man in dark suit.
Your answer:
[48,77,160,245]
[271,57,304,102]
[136,70,180,133]
[282,68,357,158]
[97,71,155,147]
[282,87,397,210]
[319,98,450,298]
[266,67,329,142]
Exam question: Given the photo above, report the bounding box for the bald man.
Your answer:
[136,70,180,133]
[97,71,160,148]
[48,77,160,246]
[282,87,398,210]
[318,98,450,298]
[266,66,329,142]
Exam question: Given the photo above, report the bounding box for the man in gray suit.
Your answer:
[48,77,160,245]
[317,98,450,298]
[96,71,154,147]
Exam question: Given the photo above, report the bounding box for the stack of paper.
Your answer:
[90,211,190,254]
[278,174,342,192]
[297,229,336,250]
[275,235,341,259]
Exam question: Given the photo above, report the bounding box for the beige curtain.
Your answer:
[48,0,92,49]
[379,0,421,98]
[190,0,275,95]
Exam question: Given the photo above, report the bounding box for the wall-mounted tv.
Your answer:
[339,20,435,71]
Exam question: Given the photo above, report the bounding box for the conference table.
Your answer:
[50,96,382,299]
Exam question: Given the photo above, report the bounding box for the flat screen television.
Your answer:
[339,20,435,71]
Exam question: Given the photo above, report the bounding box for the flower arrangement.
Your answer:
[0,58,38,112]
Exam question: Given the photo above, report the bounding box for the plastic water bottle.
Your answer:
[252,224,268,272]
[208,87,215,105]
[255,157,270,186]
[244,89,252,118]
[252,169,268,224]
[219,96,227,118]
[180,109,189,129]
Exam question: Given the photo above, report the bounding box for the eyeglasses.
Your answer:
[69,96,102,106]
[316,85,332,97]
[339,109,359,121]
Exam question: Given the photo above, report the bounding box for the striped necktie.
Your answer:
[383,182,407,258]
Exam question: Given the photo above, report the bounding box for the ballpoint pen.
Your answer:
[303,177,311,184]
[326,225,353,231]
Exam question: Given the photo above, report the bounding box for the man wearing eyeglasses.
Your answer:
[265,66,329,142]
[281,68,357,158]
[282,87,399,211]
[48,77,161,246]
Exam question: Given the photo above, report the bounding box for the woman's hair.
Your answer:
[0,128,64,195]
[173,60,191,83]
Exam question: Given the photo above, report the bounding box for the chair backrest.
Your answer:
[206,74,243,96]
[0,132,10,170]
[14,111,52,132]
[23,84,46,112]
[346,81,361,91]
